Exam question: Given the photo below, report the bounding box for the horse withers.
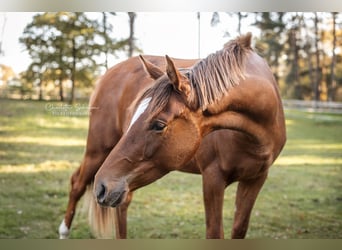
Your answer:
[60,33,286,239]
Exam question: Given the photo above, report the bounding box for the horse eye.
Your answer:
[150,120,166,132]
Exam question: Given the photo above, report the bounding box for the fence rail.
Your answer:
[282,99,342,114]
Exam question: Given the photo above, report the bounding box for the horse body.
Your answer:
[60,33,286,239]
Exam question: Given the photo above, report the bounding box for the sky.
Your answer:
[0,12,257,75]
[0,12,33,74]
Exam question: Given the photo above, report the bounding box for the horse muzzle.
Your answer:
[94,179,127,207]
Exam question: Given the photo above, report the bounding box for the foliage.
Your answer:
[0,64,15,84]
[0,99,341,238]
[19,12,128,103]
[253,12,342,101]
[253,12,286,83]
[209,12,342,101]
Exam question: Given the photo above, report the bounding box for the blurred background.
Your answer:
[0,12,341,104]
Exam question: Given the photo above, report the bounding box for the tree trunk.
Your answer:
[127,12,136,57]
[292,29,300,85]
[329,12,337,101]
[313,12,321,103]
[59,74,64,102]
[102,12,109,70]
[302,16,315,93]
[69,38,76,104]
[38,79,43,101]
[307,52,315,93]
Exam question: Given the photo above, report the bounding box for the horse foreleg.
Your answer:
[231,173,268,239]
[114,191,133,239]
[202,166,226,239]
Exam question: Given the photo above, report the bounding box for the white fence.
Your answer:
[282,100,342,114]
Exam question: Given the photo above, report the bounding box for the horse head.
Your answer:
[94,55,203,207]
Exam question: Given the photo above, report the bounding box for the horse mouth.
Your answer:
[95,182,127,208]
[109,190,126,208]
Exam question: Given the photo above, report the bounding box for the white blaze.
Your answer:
[127,97,151,132]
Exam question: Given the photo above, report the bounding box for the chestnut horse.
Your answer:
[59,33,286,239]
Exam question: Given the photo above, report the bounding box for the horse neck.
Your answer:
[198,78,281,150]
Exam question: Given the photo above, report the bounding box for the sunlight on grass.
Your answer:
[2,136,85,147]
[275,155,342,166]
[285,119,294,126]
[36,116,89,130]
[289,143,342,150]
[0,161,78,174]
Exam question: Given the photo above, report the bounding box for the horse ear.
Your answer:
[165,55,191,97]
[139,55,164,80]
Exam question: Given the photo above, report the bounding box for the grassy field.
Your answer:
[0,98,341,239]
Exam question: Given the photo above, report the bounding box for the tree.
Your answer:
[209,12,342,101]
[284,13,307,99]
[253,12,286,83]
[302,14,316,99]
[313,12,322,102]
[328,12,338,101]
[127,12,137,57]
[0,64,15,87]
[18,69,35,99]
[101,12,111,70]
[213,12,342,101]
[20,12,127,103]
[210,12,249,36]
[100,12,124,69]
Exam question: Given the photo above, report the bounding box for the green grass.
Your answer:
[0,99,341,239]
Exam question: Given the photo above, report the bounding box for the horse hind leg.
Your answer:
[59,166,85,239]
[231,173,268,239]
[59,162,92,239]
[59,153,104,239]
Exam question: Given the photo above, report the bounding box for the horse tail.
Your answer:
[84,183,116,238]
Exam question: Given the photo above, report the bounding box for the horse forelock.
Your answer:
[142,77,174,122]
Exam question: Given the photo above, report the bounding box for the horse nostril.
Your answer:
[95,182,107,204]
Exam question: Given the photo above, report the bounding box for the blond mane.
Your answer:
[190,32,252,109]
[142,33,253,120]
